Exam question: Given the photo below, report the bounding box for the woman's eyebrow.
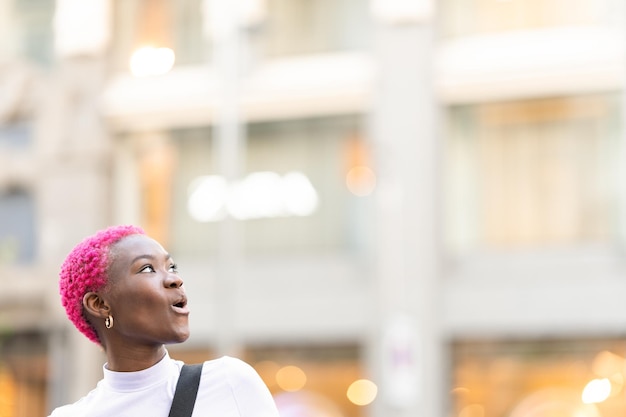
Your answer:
[130,253,172,264]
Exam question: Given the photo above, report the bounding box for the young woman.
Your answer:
[49,224,279,417]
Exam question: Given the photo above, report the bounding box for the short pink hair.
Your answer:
[59,225,145,344]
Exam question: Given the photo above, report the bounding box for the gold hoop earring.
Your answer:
[105,315,113,329]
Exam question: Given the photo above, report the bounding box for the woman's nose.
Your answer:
[165,273,183,288]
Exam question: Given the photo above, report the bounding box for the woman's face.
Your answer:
[103,234,190,347]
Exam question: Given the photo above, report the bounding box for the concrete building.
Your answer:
[0,1,625,417]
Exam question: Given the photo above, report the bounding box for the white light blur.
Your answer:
[509,388,601,417]
[203,0,266,40]
[282,172,319,216]
[370,0,433,24]
[187,176,228,222]
[187,171,319,222]
[129,46,175,77]
[582,378,611,404]
[53,0,110,57]
[228,172,284,220]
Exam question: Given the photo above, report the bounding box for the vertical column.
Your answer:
[204,0,246,357]
[619,15,626,245]
[43,0,111,410]
[368,1,443,417]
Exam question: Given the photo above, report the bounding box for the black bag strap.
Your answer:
[168,363,203,417]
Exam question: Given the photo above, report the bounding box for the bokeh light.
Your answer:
[591,351,624,377]
[129,46,175,77]
[346,379,377,406]
[276,365,307,392]
[582,378,611,404]
[346,166,376,197]
[187,171,319,222]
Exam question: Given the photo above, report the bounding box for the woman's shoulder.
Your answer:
[200,356,259,380]
[197,355,272,393]
[195,356,279,416]
[47,395,89,417]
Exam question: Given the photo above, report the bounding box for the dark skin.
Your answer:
[82,234,190,372]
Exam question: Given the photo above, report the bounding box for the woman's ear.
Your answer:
[83,292,110,319]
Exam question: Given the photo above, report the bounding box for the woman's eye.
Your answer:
[140,265,155,273]
[169,263,179,273]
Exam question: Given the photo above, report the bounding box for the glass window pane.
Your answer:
[165,115,370,257]
[0,121,33,148]
[439,0,625,39]
[168,127,217,257]
[14,0,55,67]
[111,0,206,72]
[444,94,621,252]
[0,188,36,264]
[451,338,626,417]
[261,0,372,57]
[243,116,367,255]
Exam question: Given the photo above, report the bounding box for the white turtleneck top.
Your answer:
[48,351,279,417]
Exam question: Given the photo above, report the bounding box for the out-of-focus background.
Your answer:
[1,0,626,416]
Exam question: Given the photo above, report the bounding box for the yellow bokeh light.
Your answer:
[591,350,624,378]
[346,379,378,406]
[276,365,307,392]
[129,46,175,77]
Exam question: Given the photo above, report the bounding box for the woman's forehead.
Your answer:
[111,234,167,261]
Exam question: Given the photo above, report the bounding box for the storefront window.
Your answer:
[451,338,626,417]
[0,332,48,417]
[444,94,620,253]
[246,344,373,417]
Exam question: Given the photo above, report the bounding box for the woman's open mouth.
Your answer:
[171,297,189,315]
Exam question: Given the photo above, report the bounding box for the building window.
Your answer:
[451,338,626,417]
[444,94,620,253]
[0,121,32,148]
[111,0,206,72]
[261,0,372,57]
[0,188,36,264]
[439,0,625,39]
[163,115,369,257]
[13,0,55,67]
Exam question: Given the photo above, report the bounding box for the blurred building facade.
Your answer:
[1,1,626,417]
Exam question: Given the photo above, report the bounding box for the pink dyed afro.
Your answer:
[59,225,145,344]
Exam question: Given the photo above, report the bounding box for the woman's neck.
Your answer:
[105,344,167,372]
